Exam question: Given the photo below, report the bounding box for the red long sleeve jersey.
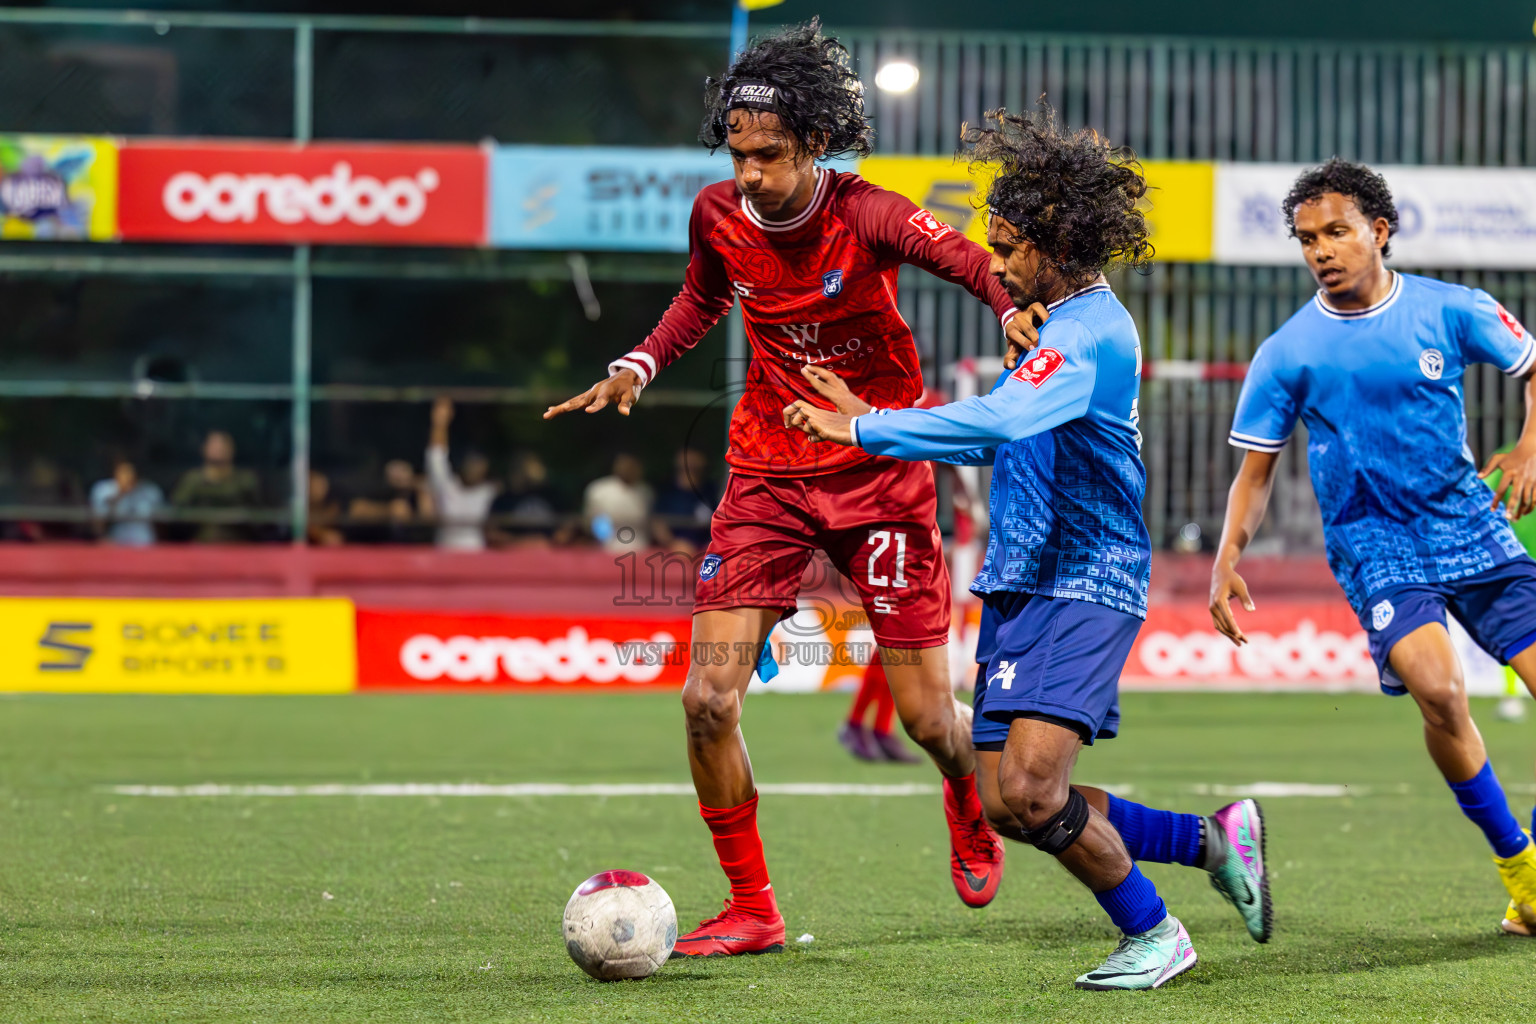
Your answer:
[608,169,1018,477]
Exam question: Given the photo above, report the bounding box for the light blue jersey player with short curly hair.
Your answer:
[1210,158,1536,936]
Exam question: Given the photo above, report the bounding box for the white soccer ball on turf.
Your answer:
[562,870,677,980]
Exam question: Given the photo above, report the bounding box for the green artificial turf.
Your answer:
[1,691,1534,1022]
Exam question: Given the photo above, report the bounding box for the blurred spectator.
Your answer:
[425,397,498,551]
[307,469,344,547]
[13,456,83,540]
[89,456,163,547]
[651,447,717,555]
[488,450,569,549]
[171,430,261,543]
[583,452,652,553]
[347,458,435,544]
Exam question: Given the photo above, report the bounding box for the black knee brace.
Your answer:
[1020,788,1090,856]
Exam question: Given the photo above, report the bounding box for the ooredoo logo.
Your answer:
[162,162,441,227]
[398,626,678,685]
[118,142,487,245]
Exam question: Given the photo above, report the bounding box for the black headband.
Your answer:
[727,81,782,113]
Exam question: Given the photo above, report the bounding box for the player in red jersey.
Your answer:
[546,20,1045,957]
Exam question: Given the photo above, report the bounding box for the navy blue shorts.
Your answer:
[970,591,1143,747]
[1362,556,1536,696]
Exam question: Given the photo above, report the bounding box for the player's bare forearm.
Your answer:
[544,368,643,419]
[1210,450,1280,645]
[1479,372,1536,519]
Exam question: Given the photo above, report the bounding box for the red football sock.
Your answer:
[871,675,896,735]
[946,772,985,817]
[848,659,885,726]
[699,794,778,920]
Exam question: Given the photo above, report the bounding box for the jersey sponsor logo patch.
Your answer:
[1497,302,1528,339]
[1010,348,1066,388]
[907,208,953,242]
[822,269,844,297]
[1419,348,1445,380]
[698,554,723,581]
[1371,599,1395,632]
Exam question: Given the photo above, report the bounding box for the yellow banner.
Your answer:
[0,135,119,241]
[857,156,1214,263]
[0,598,356,694]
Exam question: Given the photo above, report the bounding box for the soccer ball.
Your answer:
[562,870,677,980]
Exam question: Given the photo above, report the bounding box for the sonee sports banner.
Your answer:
[0,598,355,694]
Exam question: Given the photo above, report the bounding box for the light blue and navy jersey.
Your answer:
[1231,272,1536,613]
[852,283,1151,618]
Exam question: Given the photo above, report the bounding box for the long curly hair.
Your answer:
[699,18,874,161]
[1282,157,1399,258]
[962,106,1152,282]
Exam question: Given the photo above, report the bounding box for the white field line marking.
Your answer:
[104,780,1389,799]
[106,782,941,798]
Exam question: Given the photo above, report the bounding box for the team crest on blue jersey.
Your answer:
[698,554,723,581]
[1419,348,1445,380]
[1372,599,1395,632]
[822,269,844,297]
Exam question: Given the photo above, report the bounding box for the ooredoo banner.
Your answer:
[1121,600,1506,694]
[118,141,487,245]
[357,609,693,689]
[0,598,355,694]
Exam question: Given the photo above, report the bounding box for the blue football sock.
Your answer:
[1106,794,1205,867]
[1448,761,1528,859]
[1095,865,1167,936]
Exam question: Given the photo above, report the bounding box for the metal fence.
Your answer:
[1,8,1532,549]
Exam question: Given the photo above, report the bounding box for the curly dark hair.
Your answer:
[699,18,874,161]
[962,106,1152,282]
[1282,157,1399,258]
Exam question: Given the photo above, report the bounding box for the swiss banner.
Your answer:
[357,609,692,689]
[118,141,487,245]
[1124,601,1375,690]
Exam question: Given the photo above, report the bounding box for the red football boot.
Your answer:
[669,897,787,958]
[945,775,1004,907]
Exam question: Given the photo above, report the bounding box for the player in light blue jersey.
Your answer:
[788,107,1269,989]
[1210,158,1536,935]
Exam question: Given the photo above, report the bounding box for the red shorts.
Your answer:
[695,458,952,649]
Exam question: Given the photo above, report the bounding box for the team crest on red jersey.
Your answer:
[1011,348,1065,388]
[1496,302,1528,339]
[907,208,953,242]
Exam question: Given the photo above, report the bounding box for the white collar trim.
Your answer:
[740,169,829,231]
[1046,279,1112,312]
[1313,272,1401,321]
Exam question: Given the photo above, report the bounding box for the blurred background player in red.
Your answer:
[838,386,976,764]
[546,20,1046,957]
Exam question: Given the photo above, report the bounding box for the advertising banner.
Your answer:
[0,135,118,241]
[357,609,693,689]
[1214,163,1536,268]
[118,141,487,246]
[490,146,859,251]
[1121,600,1505,695]
[0,598,355,694]
[857,156,1216,262]
[491,146,733,252]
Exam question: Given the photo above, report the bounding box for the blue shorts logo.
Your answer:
[822,269,844,297]
[1371,599,1395,632]
[699,554,723,581]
